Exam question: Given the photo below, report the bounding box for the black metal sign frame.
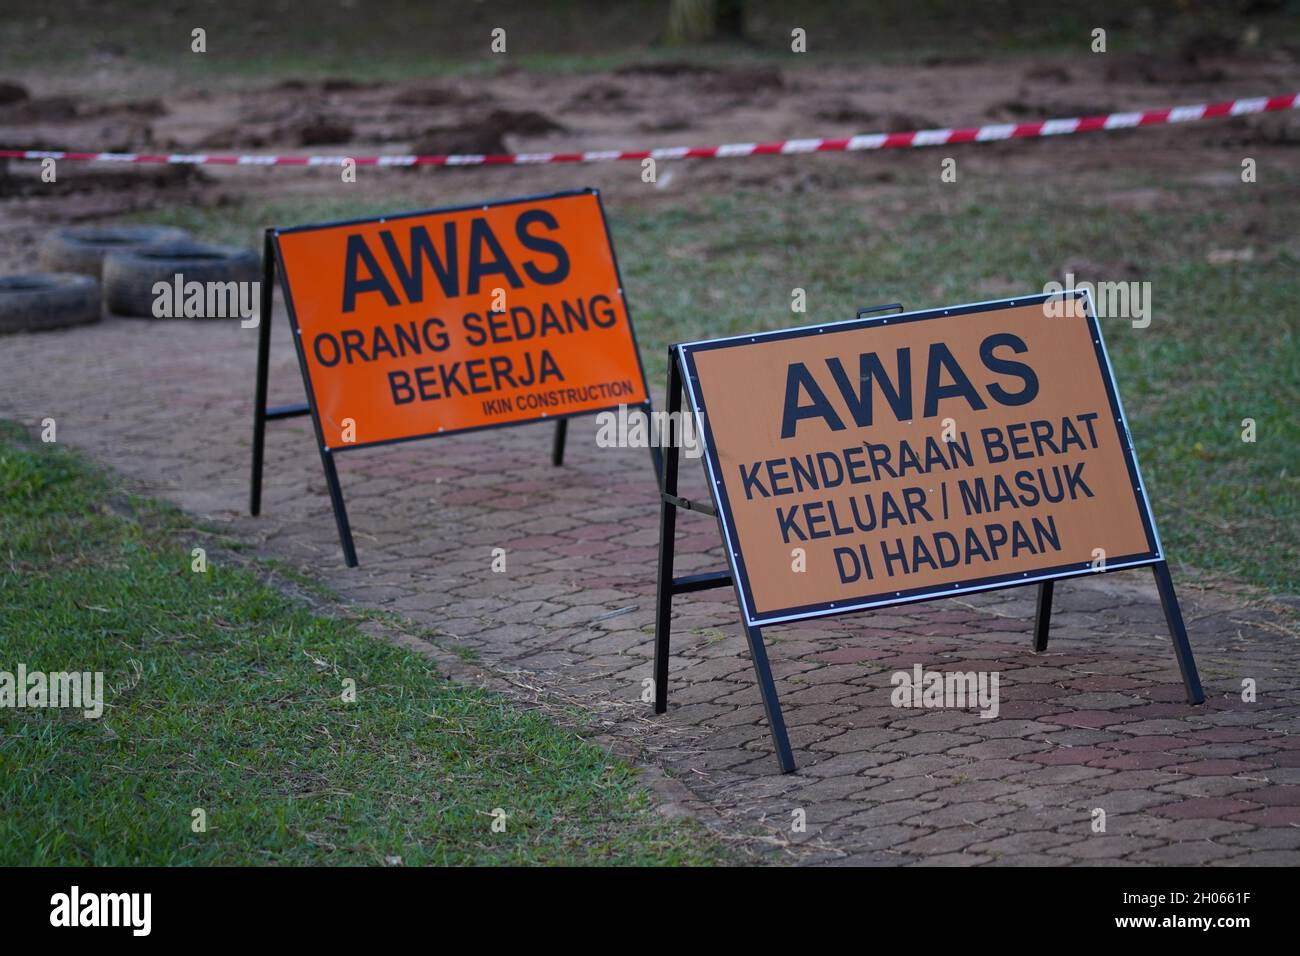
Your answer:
[652,294,1204,773]
[249,189,659,567]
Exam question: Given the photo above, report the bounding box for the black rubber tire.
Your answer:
[0,273,101,333]
[38,225,191,278]
[103,241,261,318]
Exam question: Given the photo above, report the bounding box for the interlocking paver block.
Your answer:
[2,316,1297,866]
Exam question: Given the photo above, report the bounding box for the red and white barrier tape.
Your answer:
[2,93,1295,168]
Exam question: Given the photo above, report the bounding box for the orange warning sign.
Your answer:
[274,190,648,450]
[680,293,1160,625]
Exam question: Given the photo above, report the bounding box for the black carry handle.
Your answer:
[856,302,905,319]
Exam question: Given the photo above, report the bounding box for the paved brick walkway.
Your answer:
[4,313,1298,865]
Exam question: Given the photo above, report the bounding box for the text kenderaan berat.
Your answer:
[310,217,636,415]
[743,336,1105,582]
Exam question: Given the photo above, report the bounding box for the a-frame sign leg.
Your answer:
[319,448,358,568]
[1033,580,1054,652]
[652,348,796,773]
[1152,561,1205,704]
[249,227,358,568]
[250,229,276,517]
[652,359,683,715]
[742,623,796,774]
[551,418,568,466]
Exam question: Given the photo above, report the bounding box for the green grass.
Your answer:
[126,164,1300,593]
[614,184,1299,592]
[0,422,730,865]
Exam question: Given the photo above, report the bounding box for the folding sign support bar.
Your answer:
[553,414,663,477]
[653,324,1207,772]
[1034,565,1204,703]
[249,227,664,568]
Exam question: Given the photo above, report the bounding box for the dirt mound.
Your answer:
[920,54,983,67]
[1203,114,1300,147]
[277,115,355,146]
[614,60,782,93]
[0,94,165,124]
[1,95,79,123]
[270,77,379,94]
[637,115,692,133]
[392,83,477,106]
[986,99,1117,121]
[0,163,207,199]
[193,126,268,149]
[1103,52,1226,85]
[814,101,878,124]
[811,104,940,130]
[567,82,633,112]
[410,108,566,156]
[614,60,718,77]
[486,108,566,136]
[0,80,29,105]
[897,112,942,131]
[412,123,506,156]
[1178,30,1240,63]
[81,99,168,120]
[885,111,939,131]
[705,64,783,94]
[1023,64,1072,85]
[321,77,381,92]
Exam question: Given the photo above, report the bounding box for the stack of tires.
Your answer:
[1,225,259,333]
[38,225,191,279]
[0,273,101,334]
[101,238,260,318]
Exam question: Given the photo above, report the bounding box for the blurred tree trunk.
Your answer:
[666,0,745,43]
[715,0,745,39]
[667,0,714,43]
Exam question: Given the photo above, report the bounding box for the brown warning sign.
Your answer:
[679,293,1160,625]
[273,189,648,451]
